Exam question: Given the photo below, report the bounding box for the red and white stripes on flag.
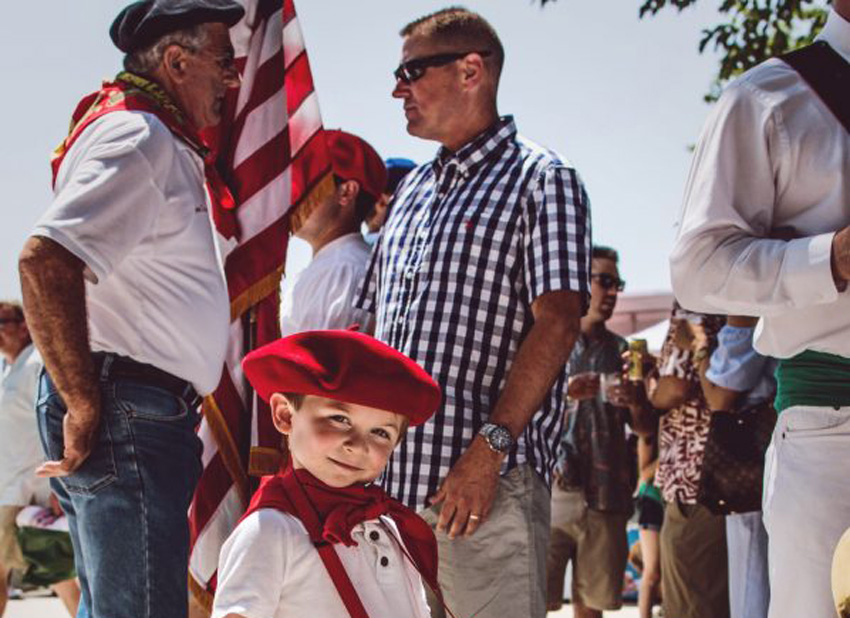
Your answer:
[188,0,333,608]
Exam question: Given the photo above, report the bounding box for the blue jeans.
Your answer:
[36,366,203,618]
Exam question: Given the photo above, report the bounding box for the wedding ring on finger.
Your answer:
[469,514,481,521]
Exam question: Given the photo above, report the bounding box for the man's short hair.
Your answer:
[123,25,209,75]
[591,245,619,263]
[400,7,505,79]
[0,300,25,322]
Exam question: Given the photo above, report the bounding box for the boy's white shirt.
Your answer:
[212,508,432,618]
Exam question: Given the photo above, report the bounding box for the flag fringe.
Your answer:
[248,445,286,477]
[202,395,251,504]
[189,573,214,617]
[230,266,284,323]
[289,171,335,233]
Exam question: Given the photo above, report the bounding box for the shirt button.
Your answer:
[380,556,389,567]
[404,270,414,280]
[370,531,380,542]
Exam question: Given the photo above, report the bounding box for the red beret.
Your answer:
[326,130,388,202]
[242,330,441,426]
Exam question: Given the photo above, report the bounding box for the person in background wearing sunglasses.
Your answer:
[547,246,656,618]
[355,7,592,618]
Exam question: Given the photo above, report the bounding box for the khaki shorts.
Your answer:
[0,506,26,572]
[660,501,730,618]
[419,464,551,618]
[546,485,629,611]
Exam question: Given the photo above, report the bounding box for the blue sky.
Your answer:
[0,0,757,298]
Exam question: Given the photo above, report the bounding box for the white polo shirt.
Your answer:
[0,344,50,507]
[34,111,230,395]
[212,509,431,618]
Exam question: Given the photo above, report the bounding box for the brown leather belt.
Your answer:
[92,352,201,408]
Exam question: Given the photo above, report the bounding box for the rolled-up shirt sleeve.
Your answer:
[523,165,592,311]
[706,325,768,392]
[670,79,838,317]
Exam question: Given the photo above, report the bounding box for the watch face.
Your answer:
[488,425,513,452]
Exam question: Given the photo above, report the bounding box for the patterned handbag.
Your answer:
[697,401,777,515]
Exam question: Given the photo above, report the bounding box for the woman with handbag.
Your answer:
[649,303,728,618]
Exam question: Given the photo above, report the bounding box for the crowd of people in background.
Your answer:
[0,0,848,618]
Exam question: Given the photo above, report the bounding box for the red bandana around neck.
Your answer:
[242,467,441,618]
[51,71,239,239]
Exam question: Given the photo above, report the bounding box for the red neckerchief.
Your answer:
[51,71,239,239]
[242,467,441,618]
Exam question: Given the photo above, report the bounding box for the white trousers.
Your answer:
[727,511,769,618]
[763,405,850,618]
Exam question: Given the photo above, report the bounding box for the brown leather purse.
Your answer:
[697,401,777,515]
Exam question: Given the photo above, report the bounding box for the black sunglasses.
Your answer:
[393,50,492,84]
[591,273,626,292]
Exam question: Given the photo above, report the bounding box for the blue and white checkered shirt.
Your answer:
[355,117,592,509]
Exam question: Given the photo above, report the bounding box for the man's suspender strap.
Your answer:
[782,41,850,134]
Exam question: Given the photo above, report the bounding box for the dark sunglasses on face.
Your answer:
[591,273,626,292]
[393,50,493,84]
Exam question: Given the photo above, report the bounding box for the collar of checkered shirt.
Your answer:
[432,115,516,180]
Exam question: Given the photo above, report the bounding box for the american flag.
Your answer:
[187,0,332,608]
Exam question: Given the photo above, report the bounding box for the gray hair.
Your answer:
[123,25,209,76]
[0,300,24,322]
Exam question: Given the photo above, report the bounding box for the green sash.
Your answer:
[774,350,850,412]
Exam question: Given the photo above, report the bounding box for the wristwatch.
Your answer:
[478,423,514,454]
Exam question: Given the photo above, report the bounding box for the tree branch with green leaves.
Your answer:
[537,0,829,101]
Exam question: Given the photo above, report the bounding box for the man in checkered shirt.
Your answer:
[355,8,591,617]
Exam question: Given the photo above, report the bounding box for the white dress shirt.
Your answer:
[280,233,372,336]
[35,111,230,394]
[212,509,431,618]
[670,9,850,359]
[0,345,50,507]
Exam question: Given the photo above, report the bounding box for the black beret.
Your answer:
[110,0,245,53]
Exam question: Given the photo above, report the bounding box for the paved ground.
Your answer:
[6,595,644,617]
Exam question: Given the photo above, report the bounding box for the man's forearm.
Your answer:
[488,294,581,439]
[627,393,658,437]
[672,229,839,317]
[697,356,741,411]
[19,236,99,418]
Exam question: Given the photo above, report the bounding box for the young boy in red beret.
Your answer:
[212,330,443,618]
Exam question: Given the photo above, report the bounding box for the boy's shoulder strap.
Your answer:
[781,40,850,134]
[313,542,370,618]
[247,473,371,618]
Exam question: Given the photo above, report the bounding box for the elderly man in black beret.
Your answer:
[18,2,243,617]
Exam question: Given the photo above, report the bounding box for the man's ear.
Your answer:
[161,44,191,83]
[337,180,361,208]
[270,393,295,435]
[459,53,485,90]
